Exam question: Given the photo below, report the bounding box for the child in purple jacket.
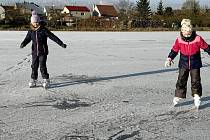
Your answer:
[20,11,67,88]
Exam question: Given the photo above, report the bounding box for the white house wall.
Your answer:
[71,11,91,19]
[0,6,5,20]
[61,7,70,14]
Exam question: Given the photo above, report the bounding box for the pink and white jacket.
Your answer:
[168,31,210,69]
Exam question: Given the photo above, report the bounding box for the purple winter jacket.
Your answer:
[21,26,64,56]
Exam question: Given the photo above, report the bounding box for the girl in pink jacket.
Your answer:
[165,19,210,109]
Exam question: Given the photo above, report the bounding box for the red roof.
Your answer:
[65,6,90,12]
[96,5,118,17]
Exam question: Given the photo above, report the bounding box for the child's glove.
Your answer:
[164,58,173,67]
[20,44,24,48]
[61,44,67,48]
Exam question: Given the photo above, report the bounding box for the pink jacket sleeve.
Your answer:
[199,36,209,50]
[168,38,180,60]
[171,38,180,52]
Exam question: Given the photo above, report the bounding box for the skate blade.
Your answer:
[43,86,48,89]
[29,85,36,88]
[43,84,50,89]
[190,106,200,112]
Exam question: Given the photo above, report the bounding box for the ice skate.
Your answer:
[29,79,37,88]
[173,97,182,106]
[42,79,50,89]
[194,94,201,109]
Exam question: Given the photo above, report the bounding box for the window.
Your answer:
[81,13,85,16]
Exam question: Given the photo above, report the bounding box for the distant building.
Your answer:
[44,6,62,17]
[1,5,15,19]
[1,5,15,20]
[14,2,44,15]
[93,5,118,19]
[0,6,5,20]
[61,6,91,19]
[44,6,63,21]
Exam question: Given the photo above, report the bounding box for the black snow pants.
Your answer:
[31,55,49,80]
[175,68,202,98]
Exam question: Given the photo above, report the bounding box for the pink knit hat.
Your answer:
[31,10,40,23]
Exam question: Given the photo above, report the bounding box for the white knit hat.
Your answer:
[181,19,192,33]
[181,19,191,26]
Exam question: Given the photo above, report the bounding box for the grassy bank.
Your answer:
[1,25,210,31]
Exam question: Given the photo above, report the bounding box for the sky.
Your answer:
[1,0,210,10]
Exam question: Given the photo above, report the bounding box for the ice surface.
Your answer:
[0,31,210,140]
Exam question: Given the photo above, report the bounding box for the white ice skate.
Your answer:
[173,97,182,106]
[42,79,50,89]
[194,94,201,109]
[29,80,37,88]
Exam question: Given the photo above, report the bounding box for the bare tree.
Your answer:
[115,0,135,24]
[182,0,200,14]
[117,0,134,11]
[116,0,134,14]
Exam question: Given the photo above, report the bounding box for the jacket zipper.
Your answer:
[43,45,46,53]
[36,31,39,56]
[188,42,190,69]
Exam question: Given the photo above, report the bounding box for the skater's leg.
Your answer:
[190,69,202,109]
[190,69,202,97]
[175,68,189,98]
[29,55,39,87]
[39,55,50,88]
[31,55,39,80]
[39,55,49,79]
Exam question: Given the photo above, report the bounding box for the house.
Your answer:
[1,5,29,25]
[1,5,15,21]
[2,5,15,15]
[61,6,91,19]
[93,5,118,19]
[0,6,5,20]
[44,6,63,21]
[14,2,44,15]
[2,5,14,11]
[44,6,62,17]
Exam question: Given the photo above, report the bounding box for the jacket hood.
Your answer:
[180,31,196,42]
[30,25,40,31]
[30,21,47,31]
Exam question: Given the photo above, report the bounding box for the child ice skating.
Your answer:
[165,19,210,109]
[20,11,67,88]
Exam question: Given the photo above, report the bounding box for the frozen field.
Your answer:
[1,31,210,140]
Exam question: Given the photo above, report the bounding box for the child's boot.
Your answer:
[194,94,201,109]
[173,97,182,106]
[29,79,37,88]
[43,79,50,88]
